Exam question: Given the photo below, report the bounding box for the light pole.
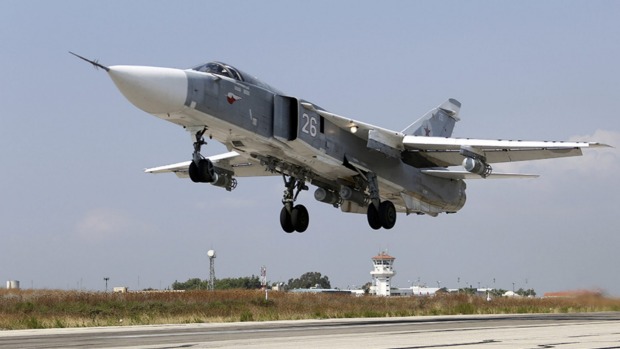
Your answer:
[104,277,109,292]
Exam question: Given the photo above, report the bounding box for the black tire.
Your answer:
[367,204,382,230]
[291,204,309,233]
[280,206,295,233]
[198,159,215,183]
[379,200,397,229]
[189,161,200,183]
[189,159,214,183]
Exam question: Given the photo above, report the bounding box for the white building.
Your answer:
[369,252,396,296]
[407,286,441,296]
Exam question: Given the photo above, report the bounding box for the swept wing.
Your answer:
[402,136,607,167]
[302,103,609,179]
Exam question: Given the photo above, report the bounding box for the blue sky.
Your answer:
[1,0,619,295]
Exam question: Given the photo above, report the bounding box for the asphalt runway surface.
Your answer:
[1,312,619,348]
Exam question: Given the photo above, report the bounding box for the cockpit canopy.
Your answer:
[193,62,243,81]
[191,61,283,94]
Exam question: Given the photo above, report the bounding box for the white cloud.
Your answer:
[75,208,154,243]
[567,129,619,176]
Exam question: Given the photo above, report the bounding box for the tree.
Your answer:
[287,272,331,289]
[459,287,478,295]
[172,276,263,290]
[490,289,508,297]
[216,276,262,290]
[516,288,537,297]
[172,278,207,290]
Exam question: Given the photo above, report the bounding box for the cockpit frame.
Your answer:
[191,61,283,94]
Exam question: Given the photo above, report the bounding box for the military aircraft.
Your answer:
[71,52,608,233]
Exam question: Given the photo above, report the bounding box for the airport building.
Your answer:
[369,251,395,296]
[6,280,20,290]
[291,251,502,297]
[368,252,500,298]
[368,252,440,297]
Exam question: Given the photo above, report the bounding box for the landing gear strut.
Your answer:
[365,172,396,230]
[188,128,215,183]
[280,175,309,233]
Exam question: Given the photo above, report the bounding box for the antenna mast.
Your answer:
[207,250,216,291]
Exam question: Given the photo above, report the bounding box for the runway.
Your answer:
[1,312,619,348]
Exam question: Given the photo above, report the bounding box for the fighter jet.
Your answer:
[71,53,608,233]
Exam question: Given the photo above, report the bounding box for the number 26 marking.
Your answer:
[301,113,318,137]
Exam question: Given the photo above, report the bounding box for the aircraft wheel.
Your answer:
[367,204,382,230]
[198,159,215,182]
[189,161,200,183]
[280,207,295,233]
[379,200,396,229]
[291,204,309,233]
[189,159,215,183]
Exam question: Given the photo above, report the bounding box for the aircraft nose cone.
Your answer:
[108,65,187,114]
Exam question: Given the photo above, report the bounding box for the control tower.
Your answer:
[370,252,396,296]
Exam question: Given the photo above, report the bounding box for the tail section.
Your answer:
[402,98,461,137]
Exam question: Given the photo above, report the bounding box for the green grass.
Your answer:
[1,289,619,330]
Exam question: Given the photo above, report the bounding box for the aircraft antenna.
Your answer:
[69,51,110,72]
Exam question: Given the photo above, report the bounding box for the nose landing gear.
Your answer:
[188,128,215,183]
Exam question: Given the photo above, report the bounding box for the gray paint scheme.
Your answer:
[179,66,466,216]
[402,98,461,137]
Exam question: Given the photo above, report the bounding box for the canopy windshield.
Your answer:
[191,61,283,94]
[192,62,243,81]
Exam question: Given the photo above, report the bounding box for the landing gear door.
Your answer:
[273,95,298,142]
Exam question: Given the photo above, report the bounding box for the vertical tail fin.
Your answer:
[402,98,461,137]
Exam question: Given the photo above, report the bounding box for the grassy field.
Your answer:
[1,289,619,330]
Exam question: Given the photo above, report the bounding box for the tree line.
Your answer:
[172,272,331,291]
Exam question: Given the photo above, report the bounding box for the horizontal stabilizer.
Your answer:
[421,169,539,179]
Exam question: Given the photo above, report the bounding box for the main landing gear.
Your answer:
[188,128,215,183]
[276,168,396,232]
[280,175,309,233]
[366,201,396,230]
[365,172,396,230]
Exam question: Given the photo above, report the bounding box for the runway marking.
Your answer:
[389,339,500,348]
[535,343,582,349]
